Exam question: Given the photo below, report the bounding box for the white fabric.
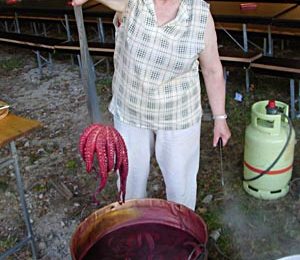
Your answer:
[114,117,201,210]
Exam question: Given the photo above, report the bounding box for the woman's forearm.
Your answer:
[202,66,227,117]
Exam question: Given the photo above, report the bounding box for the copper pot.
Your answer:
[71,198,208,260]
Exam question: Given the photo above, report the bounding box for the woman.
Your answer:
[73,0,231,210]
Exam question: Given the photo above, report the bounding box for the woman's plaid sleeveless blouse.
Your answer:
[109,0,210,130]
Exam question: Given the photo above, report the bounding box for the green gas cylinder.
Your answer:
[243,100,296,200]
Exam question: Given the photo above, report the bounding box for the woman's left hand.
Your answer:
[213,119,231,147]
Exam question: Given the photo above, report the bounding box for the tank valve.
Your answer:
[266,100,279,115]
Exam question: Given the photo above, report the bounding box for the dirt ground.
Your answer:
[0,39,300,260]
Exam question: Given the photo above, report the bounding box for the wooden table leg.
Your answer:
[0,141,37,259]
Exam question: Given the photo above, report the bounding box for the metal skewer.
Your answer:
[73,5,101,124]
[218,137,224,187]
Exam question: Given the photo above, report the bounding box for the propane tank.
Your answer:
[243,100,296,200]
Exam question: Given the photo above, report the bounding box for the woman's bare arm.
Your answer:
[199,12,231,147]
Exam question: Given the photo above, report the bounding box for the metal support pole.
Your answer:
[77,54,83,78]
[36,50,43,77]
[42,23,47,37]
[267,25,273,57]
[57,23,61,34]
[106,58,110,74]
[97,18,105,43]
[263,38,267,56]
[48,53,53,73]
[245,68,250,93]
[10,141,37,259]
[74,6,101,123]
[33,22,38,35]
[223,66,227,82]
[290,79,295,119]
[4,21,9,32]
[64,14,72,42]
[30,22,34,34]
[14,12,20,33]
[298,80,300,118]
[242,24,248,53]
[0,142,37,259]
[221,25,246,52]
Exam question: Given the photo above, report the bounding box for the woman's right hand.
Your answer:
[72,0,89,6]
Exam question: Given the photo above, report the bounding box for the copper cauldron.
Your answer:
[70,198,208,260]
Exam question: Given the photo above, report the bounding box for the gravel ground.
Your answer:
[0,45,103,259]
[1,40,300,260]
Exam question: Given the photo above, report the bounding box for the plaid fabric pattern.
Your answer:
[109,0,209,130]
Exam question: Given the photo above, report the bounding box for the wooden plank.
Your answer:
[0,113,41,148]
[54,41,115,56]
[271,26,300,37]
[216,22,300,37]
[250,56,300,79]
[49,179,73,200]
[210,2,297,24]
[251,63,300,75]
[219,48,262,67]
[0,32,63,51]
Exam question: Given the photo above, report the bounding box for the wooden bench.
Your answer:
[250,56,300,119]
[54,41,115,74]
[218,48,262,91]
[0,31,63,52]
[54,41,115,56]
[0,31,64,75]
[216,23,300,38]
[0,31,115,75]
[0,31,115,56]
[219,48,262,67]
[215,22,300,57]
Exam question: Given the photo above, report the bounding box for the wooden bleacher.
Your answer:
[0,31,299,120]
[0,31,115,55]
[215,23,300,39]
[251,56,300,79]
[54,41,114,56]
[219,48,262,67]
[0,31,62,52]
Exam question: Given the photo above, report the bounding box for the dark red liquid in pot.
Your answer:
[83,223,204,260]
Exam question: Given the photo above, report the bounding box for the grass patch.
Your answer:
[29,152,40,165]
[0,236,17,253]
[0,180,9,192]
[96,78,112,96]
[32,182,48,193]
[0,57,24,71]
[66,159,78,170]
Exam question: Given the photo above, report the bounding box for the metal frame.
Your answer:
[219,24,248,52]
[34,50,53,76]
[220,23,273,56]
[74,5,102,123]
[0,141,37,260]
[298,80,300,118]
[290,79,300,120]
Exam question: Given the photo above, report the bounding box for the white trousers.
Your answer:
[114,117,201,210]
